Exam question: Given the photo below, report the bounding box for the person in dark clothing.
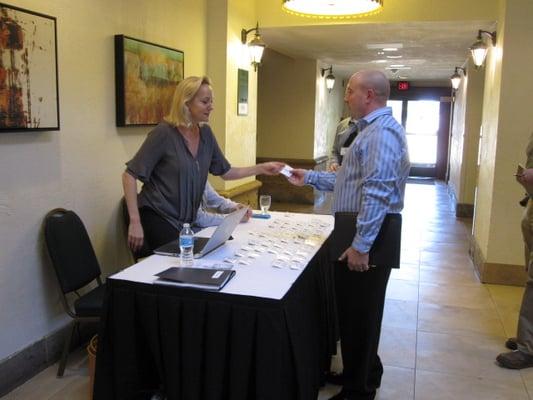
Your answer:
[123,76,282,252]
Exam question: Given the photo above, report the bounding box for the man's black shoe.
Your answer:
[505,337,518,350]
[324,371,344,386]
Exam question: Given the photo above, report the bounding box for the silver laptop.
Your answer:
[154,207,248,259]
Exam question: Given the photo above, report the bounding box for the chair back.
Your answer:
[44,208,102,294]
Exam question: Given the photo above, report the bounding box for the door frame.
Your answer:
[389,86,453,179]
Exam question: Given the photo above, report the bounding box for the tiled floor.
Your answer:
[319,181,531,399]
[3,181,530,400]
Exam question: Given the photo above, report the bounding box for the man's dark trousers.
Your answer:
[334,259,392,400]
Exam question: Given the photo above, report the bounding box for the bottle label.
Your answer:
[180,237,193,247]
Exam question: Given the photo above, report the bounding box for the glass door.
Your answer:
[405,100,440,168]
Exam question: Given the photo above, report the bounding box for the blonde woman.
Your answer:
[123,76,282,252]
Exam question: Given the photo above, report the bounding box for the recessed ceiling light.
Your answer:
[390,64,405,68]
[385,66,411,70]
[373,60,388,63]
[398,75,409,79]
[377,51,385,55]
[386,55,402,59]
[383,48,398,52]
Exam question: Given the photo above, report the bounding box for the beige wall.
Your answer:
[257,51,345,162]
[257,49,317,160]
[224,0,259,189]
[449,58,484,206]
[449,74,468,201]
[0,0,207,361]
[207,0,259,191]
[474,0,533,265]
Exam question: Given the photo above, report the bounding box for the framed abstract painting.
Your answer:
[115,35,184,127]
[0,3,59,132]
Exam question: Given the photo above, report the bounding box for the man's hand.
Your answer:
[339,247,370,272]
[128,220,144,252]
[327,162,339,172]
[287,168,307,186]
[236,204,252,222]
[517,168,533,184]
[257,162,285,175]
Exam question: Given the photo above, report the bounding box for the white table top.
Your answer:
[110,211,333,300]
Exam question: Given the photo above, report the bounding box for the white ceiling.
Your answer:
[261,20,496,84]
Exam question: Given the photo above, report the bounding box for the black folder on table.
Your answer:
[330,212,402,268]
[154,267,236,291]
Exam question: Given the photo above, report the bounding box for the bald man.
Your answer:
[289,70,410,400]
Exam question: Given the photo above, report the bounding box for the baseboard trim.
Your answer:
[0,322,97,397]
[470,235,527,286]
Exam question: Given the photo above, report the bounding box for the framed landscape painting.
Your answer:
[115,35,184,126]
[0,3,59,132]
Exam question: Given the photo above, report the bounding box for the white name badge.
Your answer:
[340,147,349,156]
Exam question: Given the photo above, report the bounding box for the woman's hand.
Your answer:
[236,204,253,222]
[128,220,144,252]
[257,162,285,175]
[518,168,533,184]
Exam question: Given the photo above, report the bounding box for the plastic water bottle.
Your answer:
[179,223,194,267]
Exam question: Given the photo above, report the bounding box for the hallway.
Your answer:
[319,180,532,399]
[2,182,531,400]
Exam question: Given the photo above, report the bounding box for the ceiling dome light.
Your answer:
[282,0,383,19]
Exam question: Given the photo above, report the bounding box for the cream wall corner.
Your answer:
[448,57,484,209]
[0,0,207,361]
[207,0,259,191]
[473,0,533,269]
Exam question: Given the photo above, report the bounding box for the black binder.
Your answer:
[155,267,236,291]
[330,212,402,268]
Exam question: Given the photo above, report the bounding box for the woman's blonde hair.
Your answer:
[164,76,212,127]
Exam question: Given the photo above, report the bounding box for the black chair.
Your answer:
[121,197,152,262]
[44,208,106,377]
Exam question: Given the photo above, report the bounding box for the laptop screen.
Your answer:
[197,207,247,257]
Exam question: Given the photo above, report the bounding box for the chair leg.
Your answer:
[57,321,76,378]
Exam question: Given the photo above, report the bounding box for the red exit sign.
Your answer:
[397,81,410,91]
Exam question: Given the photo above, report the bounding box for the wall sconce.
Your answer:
[450,67,466,90]
[241,22,266,71]
[321,66,335,92]
[470,30,497,68]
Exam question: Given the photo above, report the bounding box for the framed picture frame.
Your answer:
[115,35,184,127]
[0,3,59,132]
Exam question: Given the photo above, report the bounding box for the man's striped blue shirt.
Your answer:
[305,106,410,253]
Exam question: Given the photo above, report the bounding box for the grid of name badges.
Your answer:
[221,213,331,270]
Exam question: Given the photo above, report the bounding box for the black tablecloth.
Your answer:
[93,239,336,400]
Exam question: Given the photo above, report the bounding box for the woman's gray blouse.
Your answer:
[126,122,231,229]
